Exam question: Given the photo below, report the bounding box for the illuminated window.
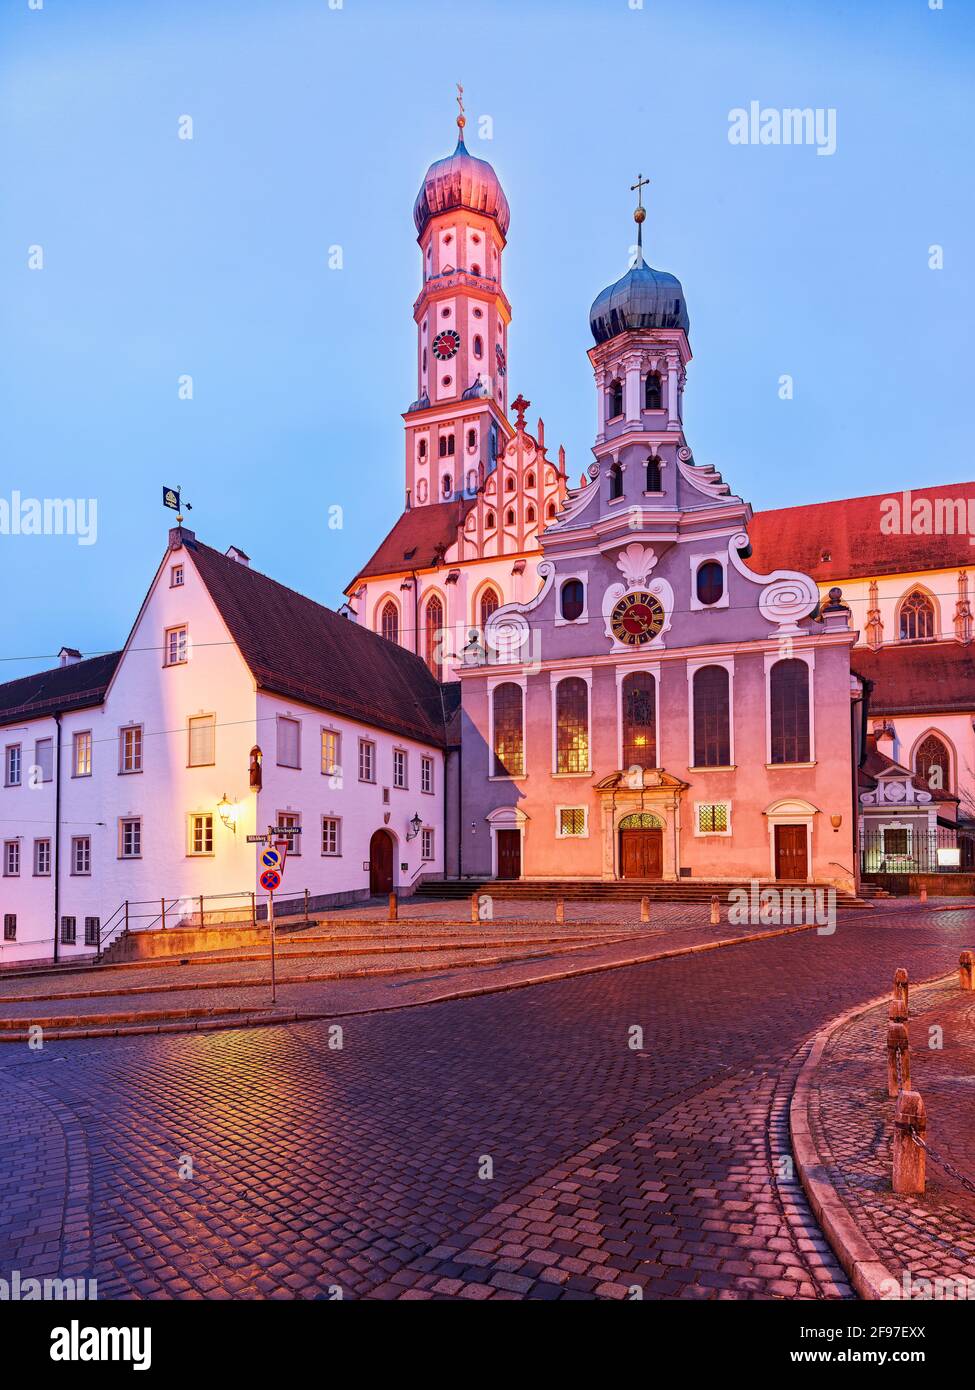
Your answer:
[697,803,729,834]
[915,734,951,793]
[492,682,524,777]
[558,807,587,837]
[556,677,589,774]
[73,731,92,777]
[899,590,935,641]
[189,813,214,856]
[622,672,656,769]
[119,725,143,774]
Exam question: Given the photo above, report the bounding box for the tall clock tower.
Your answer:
[406,97,514,509]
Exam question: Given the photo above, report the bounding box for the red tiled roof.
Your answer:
[348,500,473,586]
[747,481,975,582]
[0,651,122,728]
[853,641,975,716]
[186,537,454,747]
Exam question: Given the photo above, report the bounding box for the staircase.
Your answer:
[416,878,873,907]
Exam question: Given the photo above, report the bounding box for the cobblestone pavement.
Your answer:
[805,972,975,1297]
[0,904,971,1300]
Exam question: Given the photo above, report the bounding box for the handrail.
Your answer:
[96,887,317,958]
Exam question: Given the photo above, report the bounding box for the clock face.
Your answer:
[610,590,665,645]
[432,329,461,361]
[495,342,507,376]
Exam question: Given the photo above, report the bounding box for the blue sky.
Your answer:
[2,0,972,681]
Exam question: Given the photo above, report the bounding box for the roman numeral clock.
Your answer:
[609,590,666,646]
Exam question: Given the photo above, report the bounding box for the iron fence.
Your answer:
[860,824,974,875]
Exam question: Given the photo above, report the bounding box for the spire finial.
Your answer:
[456,82,466,138]
[630,171,650,265]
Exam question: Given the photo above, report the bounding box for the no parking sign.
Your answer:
[259,868,281,892]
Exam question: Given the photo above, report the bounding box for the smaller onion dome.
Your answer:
[413,117,510,239]
[589,189,689,343]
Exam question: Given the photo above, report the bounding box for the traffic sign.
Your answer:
[260,847,282,870]
[274,838,289,870]
[246,834,267,845]
[260,868,281,892]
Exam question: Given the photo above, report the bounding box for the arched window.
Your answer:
[899,590,935,641]
[609,462,624,500]
[471,263,481,277]
[424,597,444,680]
[486,510,496,528]
[505,507,516,526]
[467,428,476,450]
[505,474,515,492]
[769,659,810,764]
[380,600,399,644]
[442,474,451,496]
[525,471,535,489]
[644,372,662,410]
[622,672,656,769]
[915,733,951,792]
[608,379,623,418]
[645,456,662,492]
[422,348,427,373]
[473,335,483,358]
[466,469,477,492]
[693,666,730,767]
[479,587,500,628]
[556,677,589,774]
[492,683,524,776]
[560,579,585,621]
[526,504,536,523]
[418,438,427,460]
[546,500,556,519]
[696,561,724,606]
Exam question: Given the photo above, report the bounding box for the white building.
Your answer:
[0,527,453,967]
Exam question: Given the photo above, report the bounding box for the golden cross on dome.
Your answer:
[630,172,650,208]
[630,172,650,261]
[456,82,466,131]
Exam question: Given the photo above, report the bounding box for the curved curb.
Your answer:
[4,919,824,1043]
[789,970,954,1301]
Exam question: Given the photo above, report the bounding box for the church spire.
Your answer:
[630,172,650,268]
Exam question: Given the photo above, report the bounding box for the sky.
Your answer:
[1,0,972,682]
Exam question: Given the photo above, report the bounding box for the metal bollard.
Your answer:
[959,950,974,991]
[893,967,909,1017]
[471,891,479,924]
[892,1090,926,1195]
[388,891,398,922]
[641,896,650,924]
[555,898,565,925]
[710,895,720,926]
[885,1022,911,1097]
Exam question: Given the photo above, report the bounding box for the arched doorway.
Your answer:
[369,829,394,895]
[618,812,663,880]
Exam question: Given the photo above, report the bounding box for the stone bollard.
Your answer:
[893,967,909,1017]
[555,898,565,925]
[919,883,928,905]
[641,895,650,924]
[959,950,974,991]
[710,895,720,926]
[388,891,398,922]
[470,892,479,924]
[886,1022,911,1097]
[892,1090,926,1195]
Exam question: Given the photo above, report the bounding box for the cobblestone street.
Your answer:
[0,903,971,1300]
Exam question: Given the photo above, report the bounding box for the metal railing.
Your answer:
[860,826,974,875]
[96,888,319,958]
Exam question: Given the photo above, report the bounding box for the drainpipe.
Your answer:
[410,569,420,658]
[852,675,874,897]
[52,712,62,964]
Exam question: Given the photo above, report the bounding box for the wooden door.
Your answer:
[369,830,394,895]
[620,828,663,880]
[774,824,808,881]
[496,829,521,880]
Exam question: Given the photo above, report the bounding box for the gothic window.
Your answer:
[622,672,657,769]
[466,469,477,492]
[546,500,557,519]
[769,659,810,764]
[505,474,515,492]
[915,733,951,792]
[645,455,662,492]
[609,462,624,500]
[480,587,500,628]
[492,682,524,776]
[556,677,589,774]
[525,471,535,488]
[486,510,496,528]
[505,507,515,526]
[526,504,536,523]
[899,590,935,641]
[696,561,724,606]
[380,601,399,644]
[560,579,585,621]
[424,596,444,680]
[608,379,624,418]
[473,335,483,359]
[693,666,731,767]
[645,372,662,409]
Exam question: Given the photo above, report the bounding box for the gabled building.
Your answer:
[0,528,455,966]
